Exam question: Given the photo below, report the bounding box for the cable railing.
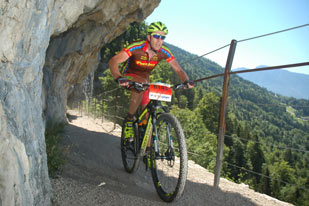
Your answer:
[73,96,309,192]
[222,133,309,192]
[72,87,309,192]
[179,23,309,67]
[189,24,309,195]
[225,161,309,192]
[178,24,309,189]
[224,134,309,153]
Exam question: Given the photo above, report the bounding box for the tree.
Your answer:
[247,135,265,185]
[225,137,247,182]
[178,95,188,109]
[269,160,295,198]
[195,92,220,134]
[170,106,217,170]
[259,164,271,195]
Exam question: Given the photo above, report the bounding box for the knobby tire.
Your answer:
[120,122,141,173]
[150,113,188,202]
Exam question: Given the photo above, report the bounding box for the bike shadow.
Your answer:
[52,122,259,206]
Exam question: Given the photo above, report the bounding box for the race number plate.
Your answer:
[149,83,172,102]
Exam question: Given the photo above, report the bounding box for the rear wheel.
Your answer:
[120,121,141,173]
[150,113,188,202]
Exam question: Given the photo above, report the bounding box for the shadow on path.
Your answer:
[52,117,258,206]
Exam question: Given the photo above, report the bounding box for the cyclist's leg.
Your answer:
[124,75,147,139]
[140,88,150,109]
[128,90,143,117]
[123,90,143,139]
[140,89,153,150]
[127,75,148,116]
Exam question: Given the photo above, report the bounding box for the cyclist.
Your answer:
[108,21,194,142]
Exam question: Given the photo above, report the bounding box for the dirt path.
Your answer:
[51,110,292,206]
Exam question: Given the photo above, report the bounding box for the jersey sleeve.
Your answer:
[123,47,132,57]
[123,40,145,57]
[160,45,175,62]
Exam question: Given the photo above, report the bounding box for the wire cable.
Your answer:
[224,135,309,153]
[225,161,309,192]
[238,24,309,43]
[179,43,231,66]
[178,24,309,68]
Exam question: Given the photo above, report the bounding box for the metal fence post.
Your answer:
[113,89,119,130]
[101,98,105,123]
[94,98,97,118]
[214,39,237,188]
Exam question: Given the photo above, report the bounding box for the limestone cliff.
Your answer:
[44,0,160,124]
[0,0,160,205]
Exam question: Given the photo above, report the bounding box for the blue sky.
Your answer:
[146,0,309,74]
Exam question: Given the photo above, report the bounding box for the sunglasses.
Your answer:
[151,34,166,40]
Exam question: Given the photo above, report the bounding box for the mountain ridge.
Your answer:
[234,67,309,100]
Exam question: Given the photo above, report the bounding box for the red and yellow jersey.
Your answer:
[122,40,175,79]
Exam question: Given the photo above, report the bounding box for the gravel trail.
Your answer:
[51,110,292,206]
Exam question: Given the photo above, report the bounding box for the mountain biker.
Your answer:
[108,21,194,143]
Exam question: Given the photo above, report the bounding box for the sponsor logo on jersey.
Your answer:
[141,56,147,60]
[135,60,157,67]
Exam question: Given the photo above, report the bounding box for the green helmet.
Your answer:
[147,21,168,35]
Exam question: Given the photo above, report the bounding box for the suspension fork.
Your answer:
[167,123,173,151]
[152,113,173,158]
[152,113,159,156]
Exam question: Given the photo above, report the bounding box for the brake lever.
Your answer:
[126,82,150,92]
[136,83,144,91]
[173,83,185,90]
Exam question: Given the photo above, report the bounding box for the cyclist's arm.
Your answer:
[169,59,189,82]
[108,50,129,80]
[168,59,194,88]
[168,59,188,82]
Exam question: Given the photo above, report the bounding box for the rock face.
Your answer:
[0,1,54,205]
[44,0,160,124]
[0,0,160,205]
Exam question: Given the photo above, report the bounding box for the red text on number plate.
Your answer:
[149,83,172,102]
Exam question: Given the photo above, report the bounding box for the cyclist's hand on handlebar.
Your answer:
[183,80,194,89]
[174,80,194,90]
[130,82,147,92]
[115,76,129,87]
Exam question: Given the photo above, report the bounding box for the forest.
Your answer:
[86,22,309,205]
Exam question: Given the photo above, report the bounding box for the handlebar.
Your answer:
[127,82,150,92]
[173,83,186,90]
[126,81,187,92]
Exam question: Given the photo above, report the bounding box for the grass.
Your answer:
[286,106,296,117]
[45,122,68,178]
[286,105,308,124]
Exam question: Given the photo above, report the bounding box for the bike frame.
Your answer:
[121,81,188,202]
[136,99,169,157]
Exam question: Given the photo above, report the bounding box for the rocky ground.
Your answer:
[50,110,293,206]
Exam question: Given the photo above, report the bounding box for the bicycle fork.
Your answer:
[165,123,175,167]
[153,118,175,167]
[139,113,175,166]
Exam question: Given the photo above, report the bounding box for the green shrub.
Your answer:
[45,122,67,178]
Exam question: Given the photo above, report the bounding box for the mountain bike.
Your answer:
[120,82,188,202]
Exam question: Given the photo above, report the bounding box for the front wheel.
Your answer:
[120,121,140,173]
[150,113,188,202]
